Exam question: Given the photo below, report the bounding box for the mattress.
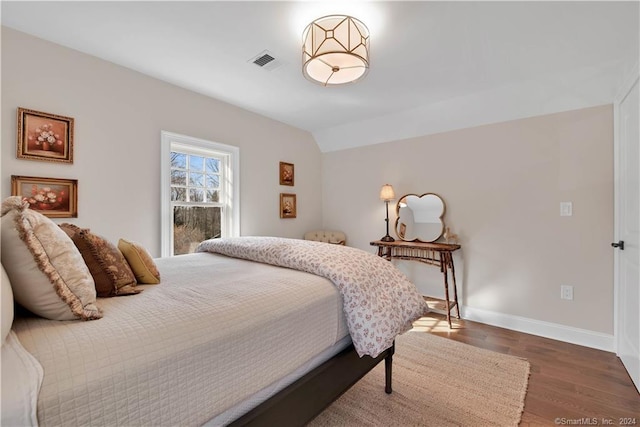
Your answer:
[12,252,349,426]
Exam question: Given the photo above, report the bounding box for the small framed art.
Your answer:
[17,107,74,163]
[11,175,78,218]
[279,162,294,186]
[280,193,297,218]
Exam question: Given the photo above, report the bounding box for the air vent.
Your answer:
[248,50,283,71]
[253,54,275,67]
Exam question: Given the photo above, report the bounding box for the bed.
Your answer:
[1,198,428,426]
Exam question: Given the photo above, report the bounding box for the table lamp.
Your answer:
[379,184,395,242]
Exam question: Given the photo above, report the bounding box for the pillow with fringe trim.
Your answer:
[0,197,101,320]
[60,224,140,297]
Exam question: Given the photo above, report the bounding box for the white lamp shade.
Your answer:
[302,15,370,86]
[379,184,395,201]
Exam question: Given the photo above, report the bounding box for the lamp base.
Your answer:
[380,235,395,242]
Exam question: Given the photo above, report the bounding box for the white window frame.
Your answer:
[160,131,239,257]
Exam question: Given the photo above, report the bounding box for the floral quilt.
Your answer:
[196,237,429,358]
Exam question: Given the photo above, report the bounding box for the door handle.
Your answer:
[611,240,625,250]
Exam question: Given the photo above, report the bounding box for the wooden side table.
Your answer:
[370,240,461,328]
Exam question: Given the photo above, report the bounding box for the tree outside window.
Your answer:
[170,152,223,254]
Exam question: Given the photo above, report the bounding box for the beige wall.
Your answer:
[322,105,614,334]
[1,28,323,256]
[1,27,616,336]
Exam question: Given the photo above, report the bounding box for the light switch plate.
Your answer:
[560,202,572,216]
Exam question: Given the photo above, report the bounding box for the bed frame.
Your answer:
[229,342,395,426]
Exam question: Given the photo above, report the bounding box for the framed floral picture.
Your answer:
[280,193,297,218]
[279,162,294,186]
[17,107,74,163]
[11,175,78,218]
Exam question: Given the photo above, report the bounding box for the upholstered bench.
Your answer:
[303,230,346,245]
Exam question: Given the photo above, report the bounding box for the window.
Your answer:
[161,131,239,256]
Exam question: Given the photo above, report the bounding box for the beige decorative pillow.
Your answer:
[118,239,161,284]
[59,224,140,297]
[0,197,101,321]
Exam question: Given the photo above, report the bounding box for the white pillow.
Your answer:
[0,197,101,320]
[1,331,43,427]
[1,265,13,344]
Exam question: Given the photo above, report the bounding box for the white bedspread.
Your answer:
[197,237,429,357]
[12,253,348,427]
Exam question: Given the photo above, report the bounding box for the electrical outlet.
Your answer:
[560,202,573,217]
[561,285,574,300]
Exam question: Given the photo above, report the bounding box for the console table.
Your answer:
[370,240,461,328]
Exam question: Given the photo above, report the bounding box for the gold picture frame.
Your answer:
[280,193,297,218]
[279,161,294,186]
[17,107,74,163]
[11,175,78,218]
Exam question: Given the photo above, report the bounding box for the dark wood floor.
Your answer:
[414,313,640,426]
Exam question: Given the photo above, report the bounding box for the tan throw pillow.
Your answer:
[118,239,161,284]
[59,224,140,297]
[0,197,101,321]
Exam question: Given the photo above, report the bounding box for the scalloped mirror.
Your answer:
[395,193,445,242]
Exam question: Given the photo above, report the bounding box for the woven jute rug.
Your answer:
[309,331,530,427]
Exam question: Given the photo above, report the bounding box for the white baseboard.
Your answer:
[460,305,615,352]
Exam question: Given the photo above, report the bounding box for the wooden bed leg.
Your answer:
[385,342,395,394]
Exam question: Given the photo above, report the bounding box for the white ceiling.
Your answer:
[2,1,638,152]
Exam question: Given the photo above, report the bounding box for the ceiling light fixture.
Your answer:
[302,15,370,86]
